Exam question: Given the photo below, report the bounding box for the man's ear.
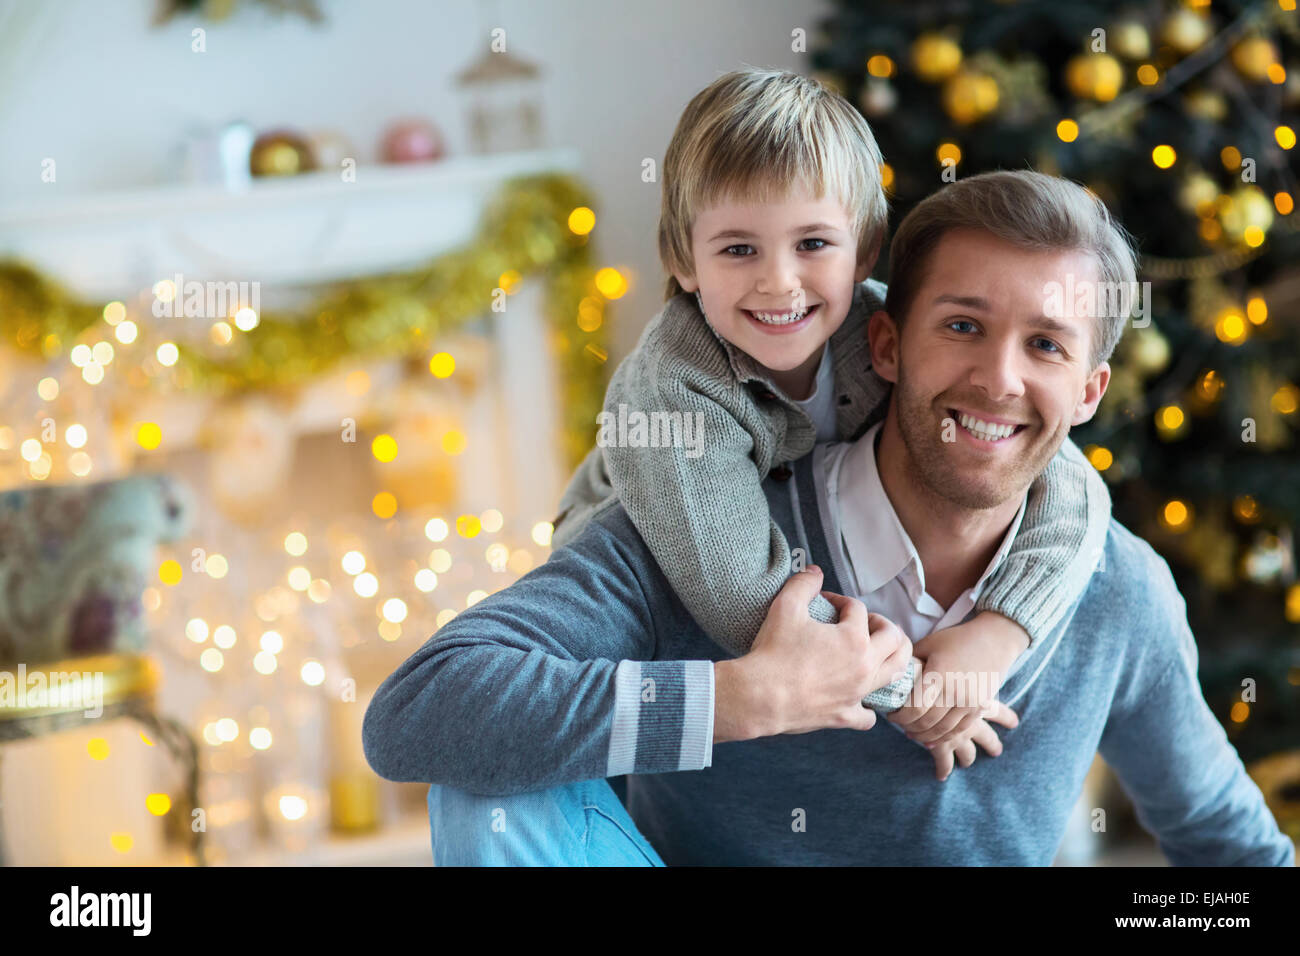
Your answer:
[1071,360,1111,426]
[867,309,900,384]
[854,235,883,284]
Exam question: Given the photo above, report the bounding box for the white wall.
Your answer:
[0,0,831,359]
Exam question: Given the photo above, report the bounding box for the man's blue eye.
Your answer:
[948,320,977,333]
[1032,337,1061,353]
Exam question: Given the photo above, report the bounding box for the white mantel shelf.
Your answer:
[0,147,583,299]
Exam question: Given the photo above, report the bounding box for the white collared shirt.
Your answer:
[819,421,1027,644]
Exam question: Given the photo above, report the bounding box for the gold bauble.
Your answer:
[1178,172,1219,215]
[1128,326,1170,375]
[1248,751,1300,842]
[1219,185,1275,240]
[941,70,999,124]
[1230,36,1279,83]
[1111,21,1151,60]
[858,78,897,117]
[1161,9,1212,55]
[911,32,963,82]
[1183,88,1227,122]
[1066,53,1124,102]
[250,131,316,177]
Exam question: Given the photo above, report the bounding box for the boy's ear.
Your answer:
[867,309,900,384]
[674,270,699,293]
[854,235,883,284]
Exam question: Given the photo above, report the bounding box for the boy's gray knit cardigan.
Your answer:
[551,278,1111,710]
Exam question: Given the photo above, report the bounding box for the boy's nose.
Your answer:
[755,255,802,300]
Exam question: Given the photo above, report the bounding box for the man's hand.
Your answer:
[715,566,913,741]
[888,611,1027,747]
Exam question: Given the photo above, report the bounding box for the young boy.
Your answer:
[551,68,1110,770]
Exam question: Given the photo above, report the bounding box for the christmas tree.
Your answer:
[813,0,1299,761]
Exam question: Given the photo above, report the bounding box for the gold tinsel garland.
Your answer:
[0,173,608,470]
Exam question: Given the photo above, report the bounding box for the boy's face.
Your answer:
[674,185,874,389]
[868,227,1111,510]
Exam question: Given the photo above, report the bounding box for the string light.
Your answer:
[300,661,325,686]
[1082,444,1113,471]
[594,267,628,299]
[567,206,595,235]
[866,54,896,78]
[1160,499,1192,532]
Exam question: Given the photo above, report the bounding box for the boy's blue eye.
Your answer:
[723,238,828,256]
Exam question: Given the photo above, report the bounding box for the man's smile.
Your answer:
[946,407,1031,446]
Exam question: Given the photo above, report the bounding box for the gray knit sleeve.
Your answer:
[600,368,828,658]
[550,445,616,550]
[973,436,1112,645]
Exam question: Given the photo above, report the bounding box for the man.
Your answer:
[362,171,1295,866]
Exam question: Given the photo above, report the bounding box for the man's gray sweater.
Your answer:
[363,449,1295,866]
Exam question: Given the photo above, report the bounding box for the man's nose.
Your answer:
[967,338,1027,401]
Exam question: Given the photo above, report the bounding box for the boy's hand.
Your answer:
[922,700,1019,781]
[889,611,1028,747]
[888,657,1020,781]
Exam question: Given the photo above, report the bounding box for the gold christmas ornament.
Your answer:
[1161,8,1213,55]
[1248,751,1300,842]
[1066,53,1124,102]
[1231,36,1280,84]
[1183,88,1228,122]
[1110,21,1151,60]
[858,77,897,117]
[942,70,999,124]
[911,32,963,82]
[1219,185,1276,244]
[249,130,316,177]
[1179,172,1219,215]
[1128,326,1171,375]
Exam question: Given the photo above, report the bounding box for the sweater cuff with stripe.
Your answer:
[607,659,715,776]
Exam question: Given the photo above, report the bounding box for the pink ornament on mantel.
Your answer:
[380,119,445,163]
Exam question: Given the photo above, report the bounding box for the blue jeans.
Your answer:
[428,777,667,866]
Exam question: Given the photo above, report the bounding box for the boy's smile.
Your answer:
[673,184,875,400]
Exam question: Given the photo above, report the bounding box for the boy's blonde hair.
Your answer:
[658,68,888,301]
[884,169,1139,369]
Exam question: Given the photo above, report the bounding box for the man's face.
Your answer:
[869,228,1111,510]
[674,184,874,378]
